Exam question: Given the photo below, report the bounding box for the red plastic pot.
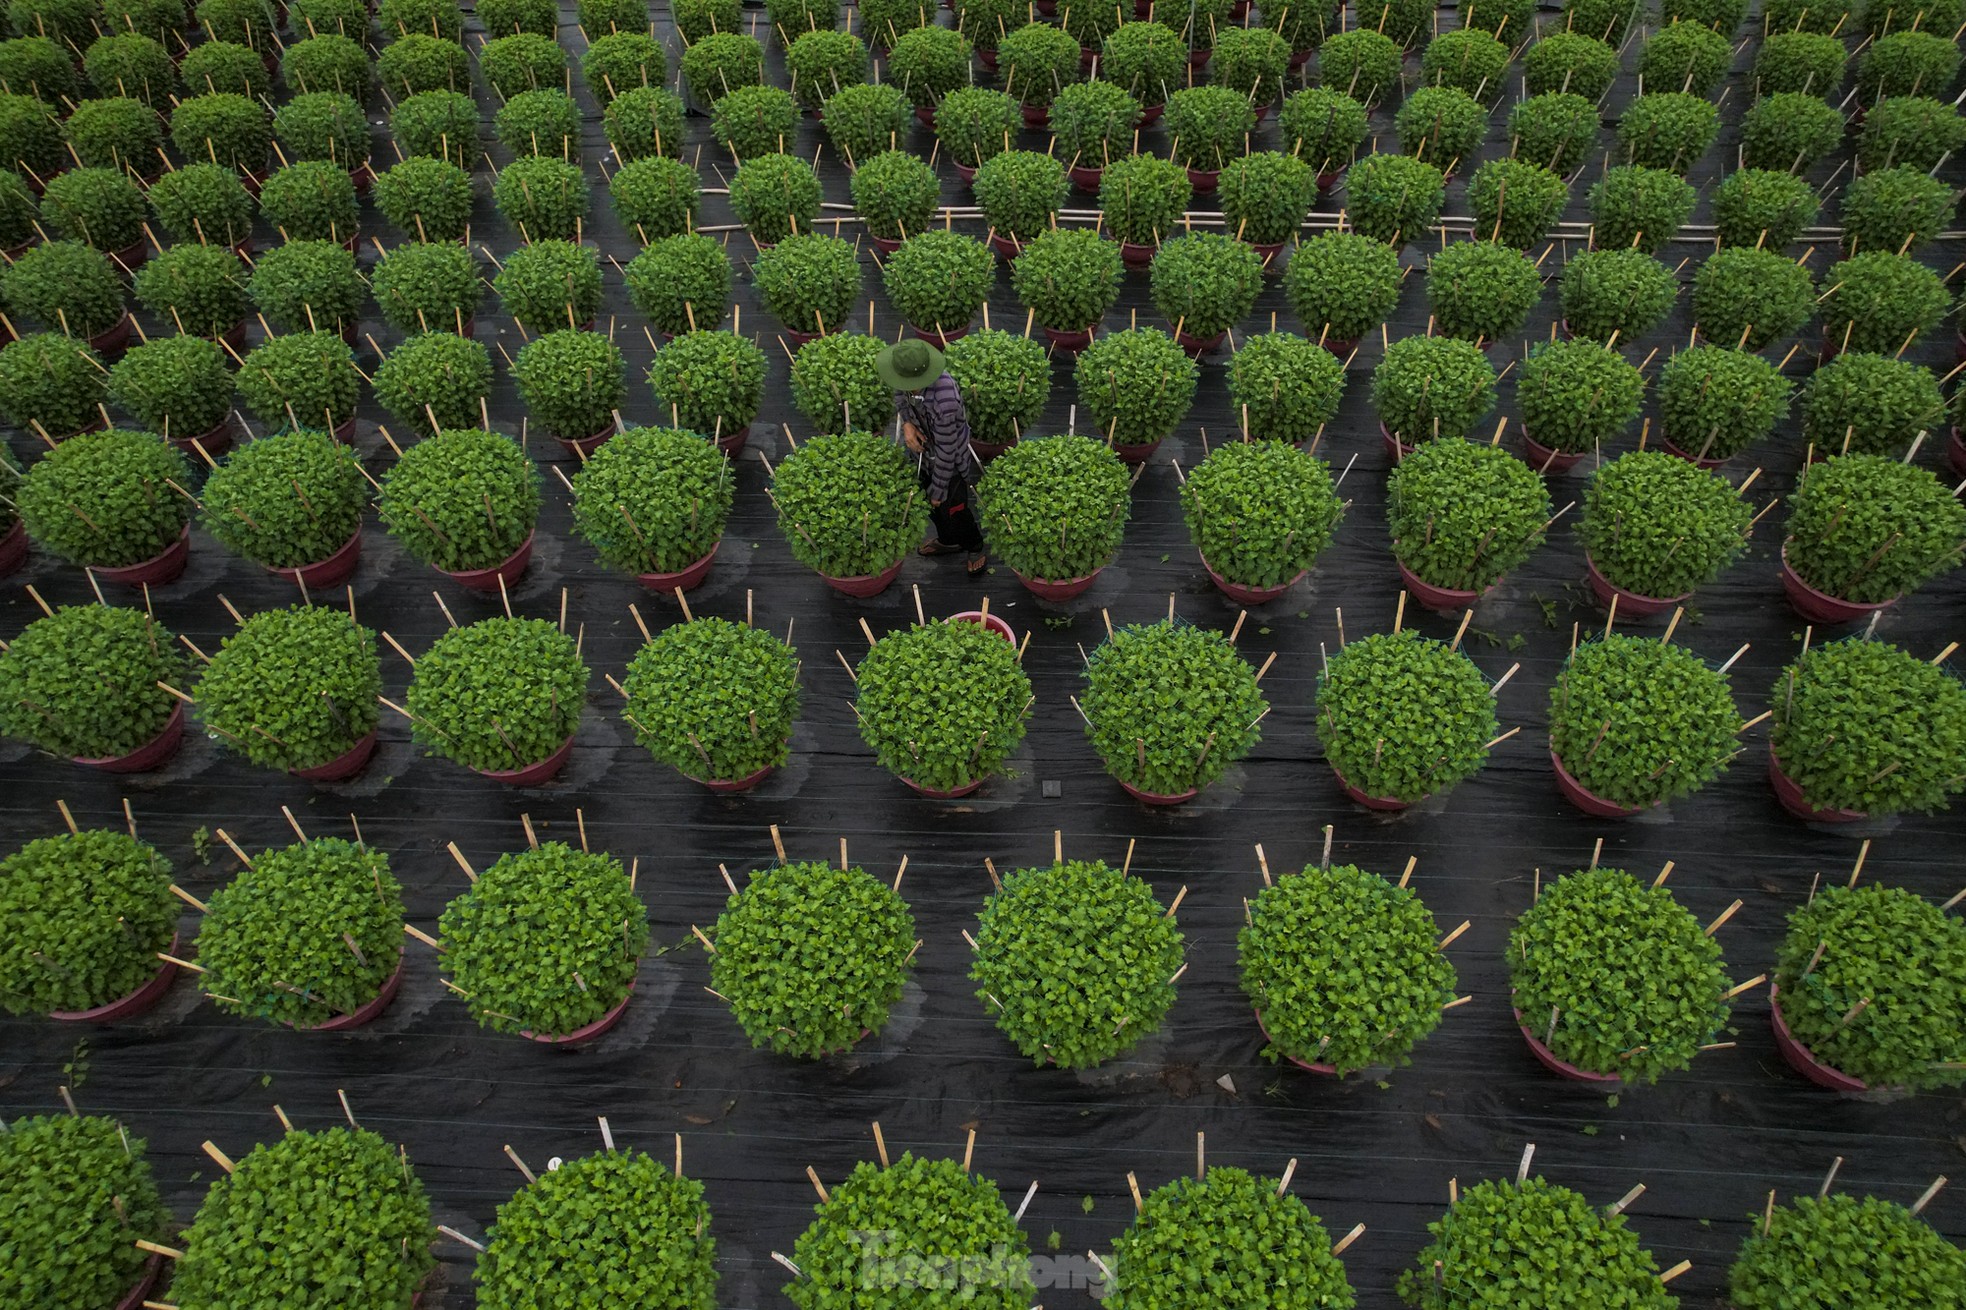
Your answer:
[1251,239,1287,269]
[1768,747,1866,823]
[950,609,1014,643]
[90,526,191,587]
[1020,102,1048,129]
[1316,169,1340,191]
[267,529,363,589]
[1140,102,1164,125]
[49,933,180,1022]
[1186,166,1220,192]
[1069,164,1103,192]
[1950,425,1966,477]
[970,437,1015,461]
[988,233,1023,259]
[977,47,998,72]
[1290,48,1315,70]
[520,983,634,1046]
[115,1253,165,1310]
[299,950,406,1032]
[953,159,978,184]
[699,763,774,793]
[1119,240,1155,268]
[1550,749,1648,819]
[76,703,187,774]
[0,518,27,577]
[1112,437,1161,465]
[1119,778,1198,806]
[111,238,149,275]
[558,424,615,459]
[1769,983,1878,1094]
[901,774,985,798]
[637,541,718,592]
[441,530,535,592]
[1187,47,1211,68]
[786,326,822,346]
[914,104,935,127]
[1397,559,1485,612]
[348,161,374,193]
[87,311,136,356]
[1013,566,1101,601]
[475,734,575,786]
[291,730,379,782]
[1320,334,1358,360]
[716,424,750,456]
[820,556,904,597]
[1043,324,1095,353]
[1379,421,1413,462]
[1331,764,1411,811]
[1779,546,1894,625]
[868,232,902,254]
[240,167,265,197]
[1585,552,1688,619]
[332,414,358,443]
[1514,1007,1624,1084]
[1254,1008,1339,1074]
[1660,435,1726,469]
[173,416,235,459]
[1521,429,1585,473]
[1201,554,1304,605]
[221,319,248,354]
[912,320,971,344]
[1177,329,1225,356]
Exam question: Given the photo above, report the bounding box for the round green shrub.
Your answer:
[1771,636,1966,816]
[1425,239,1542,345]
[976,433,1130,581]
[570,425,732,574]
[373,155,473,243]
[1840,164,1954,256]
[601,85,685,161]
[1316,27,1400,106]
[1468,158,1568,249]
[1753,29,1848,96]
[1,227,123,331]
[1784,453,1966,604]
[17,427,193,566]
[201,426,367,567]
[147,160,253,245]
[372,330,491,436]
[0,91,61,181]
[480,31,567,100]
[1387,436,1551,591]
[885,23,970,107]
[853,617,1032,790]
[247,238,364,334]
[1181,437,1343,587]
[1580,449,1751,598]
[609,155,701,241]
[38,166,147,252]
[680,31,764,105]
[645,329,765,439]
[194,604,381,772]
[1523,30,1619,99]
[492,154,590,240]
[1656,345,1790,461]
[1344,152,1445,246]
[1282,230,1400,342]
[1638,18,1732,96]
[405,616,586,772]
[1315,629,1498,802]
[105,332,231,440]
[849,147,937,243]
[1225,330,1345,443]
[390,89,478,168]
[623,232,731,337]
[1549,634,1740,808]
[1420,26,1509,102]
[820,81,909,165]
[1516,337,1645,455]
[133,241,248,337]
[1712,168,1820,249]
[1742,92,1845,171]
[1278,87,1368,174]
[620,615,798,782]
[176,39,268,99]
[1858,94,1966,172]
[1075,326,1196,449]
[378,426,540,569]
[0,1112,169,1307]
[83,32,175,109]
[1819,250,1950,354]
[1691,245,1815,349]
[728,151,822,244]
[0,606,186,761]
[750,231,859,335]
[0,331,105,435]
[581,30,666,102]
[511,329,626,441]
[1801,351,1945,457]
[789,329,891,435]
[500,86,582,160]
[257,159,357,243]
[377,32,470,97]
[1371,333,1497,444]
[1396,85,1488,171]
[1508,91,1600,175]
[769,427,927,578]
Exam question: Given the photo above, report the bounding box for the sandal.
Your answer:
[965,552,989,577]
[918,538,962,557]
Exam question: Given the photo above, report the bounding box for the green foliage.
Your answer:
[0,605,184,760]
[1344,152,1445,245]
[1223,330,1345,442]
[273,90,368,168]
[104,0,188,40]
[1098,151,1190,246]
[1819,250,1949,353]
[502,86,582,159]
[821,82,908,164]
[477,1151,717,1310]
[751,231,859,334]
[1618,91,1722,171]
[1212,23,1290,104]
[1421,27,1509,102]
[1218,151,1313,248]
[1509,91,1600,174]
[681,31,764,105]
[1784,453,1966,602]
[860,0,932,44]
[40,166,146,252]
[1523,31,1619,99]
[785,26,865,109]
[1753,30,1848,96]
[973,859,1183,1066]
[729,151,822,244]
[196,837,403,1026]
[710,858,912,1056]
[850,148,938,242]
[1150,232,1262,339]
[1801,351,1944,456]
[1262,0,1343,50]
[1518,338,1644,454]
[406,617,586,771]
[646,328,765,437]
[1581,450,1750,597]
[492,155,590,240]
[1076,326,1197,447]
[480,32,564,99]
[1316,30,1402,108]
[855,617,1032,789]
[977,433,1130,579]
[105,333,232,442]
[622,616,798,779]
[372,330,491,437]
[258,160,356,244]
[625,232,733,336]
[934,85,1020,168]
[371,241,478,335]
[1656,345,1790,460]
[578,0,646,35]
[570,425,731,573]
[1426,240,1541,344]
[17,428,191,566]
[1111,1168,1353,1309]
[1858,94,1966,171]
[170,89,269,172]
[1588,163,1695,252]
[0,34,79,104]
[1049,79,1140,172]
[609,155,701,241]
[1857,29,1960,103]
[379,426,540,570]
[1712,168,1820,249]
[378,0,459,40]
[764,0,838,44]
[0,166,37,246]
[886,24,969,106]
[493,238,602,334]
[1371,334,1497,444]
[282,33,370,100]
[1733,1194,1966,1308]
[771,428,926,577]
[1086,620,1265,791]
[62,97,163,176]
[194,0,275,51]
[3,241,120,336]
[1398,1177,1676,1307]
[972,149,1066,243]
[511,330,625,441]
[201,427,366,567]
[85,33,175,110]
[1639,19,1732,97]
[1865,0,1965,35]
[1057,0,1122,46]
[1282,230,1400,341]
[1387,437,1550,590]
[581,31,665,102]
[196,605,380,771]
[0,1113,167,1305]
[953,0,1028,50]
[1841,164,1953,256]
[1774,637,1966,814]
[176,40,269,99]
[0,332,105,435]
[1661,0,1745,27]
[1396,86,1488,170]
[600,85,684,161]
[390,90,478,168]
[1315,629,1498,802]
[441,842,648,1035]
[1355,0,1428,46]
[1468,159,1568,249]
[1010,226,1120,331]
[1550,635,1739,806]
[675,0,741,39]
[1690,246,1814,348]
[710,82,797,160]
[790,331,891,435]
[0,91,60,179]
[378,36,473,101]
[944,328,1050,444]
[1240,862,1455,1072]
[479,0,554,36]
[1562,0,1639,41]
[1164,84,1254,171]
[248,237,364,334]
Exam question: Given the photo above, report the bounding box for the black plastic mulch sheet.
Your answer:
[2,3,1963,1306]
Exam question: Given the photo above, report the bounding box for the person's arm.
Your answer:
[925,376,970,503]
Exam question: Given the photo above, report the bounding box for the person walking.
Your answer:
[875,337,988,578]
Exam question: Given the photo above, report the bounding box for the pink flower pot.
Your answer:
[1397,559,1485,612]
[700,763,775,793]
[1331,764,1411,811]
[1202,554,1304,605]
[1119,240,1155,268]
[1585,552,1688,619]
[1514,1007,1623,1083]
[76,703,187,774]
[1111,437,1162,465]
[1779,547,1895,625]
[115,1254,165,1310]
[988,233,1023,259]
[1069,164,1102,192]
[89,525,191,587]
[911,320,972,344]
[901,774,985,798]
[914,104,935,127]
[1251,239,1287,269]
[785,326,822,346]
[0,518,28,577]
[298,950,405,1031]
[1550,749,1647,818]
[520,983,634,1046]
[87,311,136,356]
[1767,747,1866,823]
[1254,1007,1339,1074]
[111,238,149,275]
[558,424,614,459]
[1140,103,1163,125]
[474,734,575,786]
[1119,778,1198,805]
[441,530,535,593]
[1379,421,1413,462]
[970,437,1016,460]
[1043,324,1095,353]
[292,730,379,782]
[950,609,1014,643]
[820,556,904,597]
[953,160,978,184]
[1660,435,1726,469]
[868,232,903,253]
[1950,425,1966,477]
[266,529,363,589]
[1020,102,1048,129]
[637,541,718,592]
[1769,983,1879,1094]
[49,932,180,1022]
[1186,166,1220,192]
[1013,566,1102,600]
[1521,429,1585,473]
[1177,329,1225,356]
[173,415,235,459]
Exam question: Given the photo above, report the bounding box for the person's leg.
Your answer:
[940,480,987,575]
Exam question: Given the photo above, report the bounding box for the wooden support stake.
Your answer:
[201,1141,236,1173]
[1332,1223,1365,1256]
[447,842,477,881]
[1704,900,1742,935]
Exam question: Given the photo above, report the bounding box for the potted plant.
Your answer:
[1580,450,1751,613]
[886,24,970,118]
[0,828,177,1018]
[751,232,859,338]
[680,31,765,106]
[1770,636,1966,821]
[237,332,362,440]
[971,857,1184,1064]
[148,161,254,249]
[860,0,933,46]
[943,328,1049,456]
[820,83,909,165]
[1656,344,1790,465]
[479,0,556,35]
[1417,26,1506,102]
[17,428,195,582]
[4,240,127,344]
[1371,334,1497,455]
[1516,338,1644,470]
[62,98,163,178]
[1801,352,1944,457]
[1098,152,1190,268]
[0,1114,170,1308]
[39,169,148,271]
[1734,1194,1966,1302]
[372,241,480,336]
[1618,90,1720,173]
[273,91,371,185]
[849,148,937,251]
[1217,151,1312,266]
[1426,241,1541,348]
[391,89,478,168]
[1344,153,1446,248]
[1279,88,1368,189]
[1395,86,1487,176]
[610,156,701,243]
[495,240,604,337]
[933,86,1020,182]
[0,166,40,254]
[854,617,1033,795]
[1316,628,1501,808]
[506,87,585,160]
[1466,159,1568,251]
[1224,332,1344,448]
[1766,883,1966,1092]
[1150,232,1263,353]
[1387,437,1551,608]
[579,0,647,37]
[194,604,382,779]
[1864,0,1961,35]
[790,337,889,439]
[976,433,1131,598]
[1316,28,1400,106]
[764,0,838,44]
[0,333,107,438]
[1711,168,1820,250]
[0,604,188,769]
[201,427,368,584]
[1691,246,1814,350]
[1398,1178,1677,1305]
[378,426,542,588]
[953,0,1028,66]
[193,837,406,1029]
[785,27,866,111]
[438,842,648,1042]
[729,152,822,246]
[571,424,733,587]
[770,428,926,594]
[1819,251,1949,356]
[1009,227,1121,350]
[493,155,590,241]
[642,331,761,452]
[0,91,61,185]
[1102,20,1185,114]
[178,42,269,101]
[249,239,366,336]
[706,856,913,1054]
[1281,231,1399,354]
[480,32,567,100]
[1548,634,1740,815]
[1857,94,1966,172]
[106,334,233,454]
[1753,29,1847,96]
[601,86,686,164]
[373,330,492,437]
[106,0,192,41]
[1780,454,1966,623]
[972,149,1065,255]
[0,33,79,104]
[1075,326,1197,462]
[404,617,587,783]
[1840,165,1953,256]
[282,32,371,99]
[709,83,797,160]
[995,22,1078,125]
[621,615,798,789]
[1639,18,1731,96]
[1165,84,1254,190]
[1263,0,1343,65]
[1212,24,1290,112]
[1587,164,1696,254]
[170,90,271,178]
[580,30,666,101]
[378,32,472,98]
[1508,91,1600,175]
[1509,864,1733,1082]
[1083,619,1266,802]
[1858,29,1960,104]
[1241,860,1457,1074]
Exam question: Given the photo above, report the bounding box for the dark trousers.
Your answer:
[929,473,984,552]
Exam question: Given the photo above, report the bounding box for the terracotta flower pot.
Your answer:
[115,1253,166,1310]
[111,238,149,275]
[1397,559,1485,612]
[1320,334,1358,359]
[1950,425,1966,477]
[953,159,978,184]
[266,529,363,589]
[950,609,1014,643]
[520,983,634,1046]
[1013,566,1102,600]
[1139,102,1164,125]
[1187,47,1211,68]
[1119,778,1198,805]
[1119,240,1155,268]
[441,530,535,593]
[1111,437,1162,465]
[1660,435,1726,469]
[914,104,936,127]
[1550,749,1648,818]
[1020,102,1048,129]
[0,518,28,577]
[89,525,191,587]
[699,763,774,793]
[173,415,235,459]
[1177,328,1225,356]
[1521,428,1585,473]
[1514,1006,1623,1084]
[1315,169,1339,191]
[912,320,972,344]
[87,311,136,356]
[901,774,985,798]
[1331,764,1411,811]
[1779,546,1895,625]
[1201,553,1304,605]
[49,932,180,1022]
[298,949,405,1031]
[988,233,1023,259]
[1379,421,1413,462]
[1769,982,1883,1094]
[292,730,379,782]
[970,437,1016,460]
[76,703,187,774]
[332,414,358,443]
[1069,164,1103,192]
[637,541,718,592]
[1254,1007,1339,1074]
[1585,551,1689,619]
[474,734,575,786]
[868,232,903,254]
[977,47,998,72]
[558,424,615,459]
[348,161,374,194]
[1290,48,1314,70]
[785,326,822,346]
[1251,239,1287,269]
[1043,324,1095,353]
[221,319,248,353]
[1767,747,1866,823]
[820,556,904,597]
[1186,166,1220,192]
